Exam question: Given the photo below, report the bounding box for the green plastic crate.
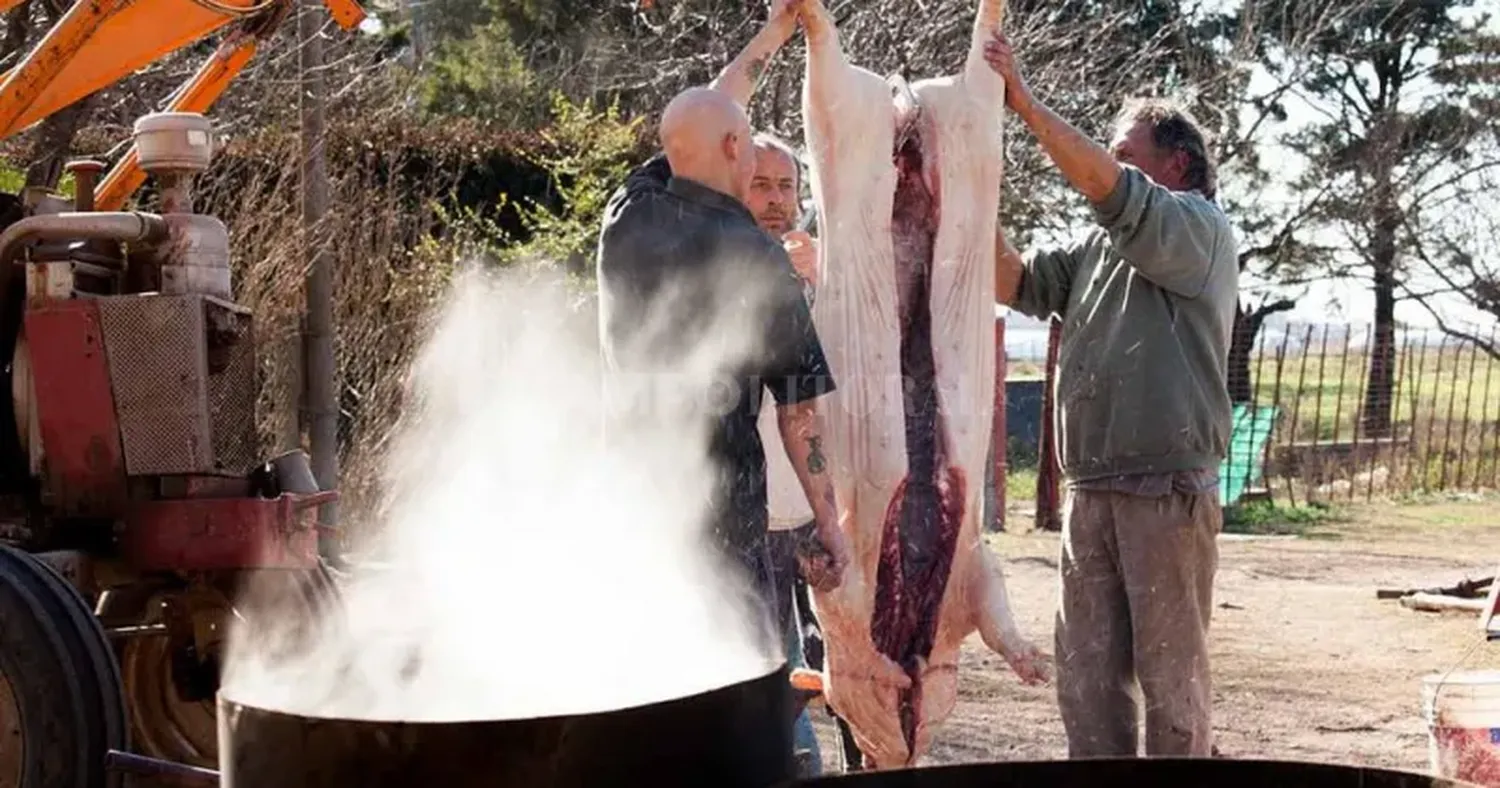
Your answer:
[1219,403,1279,505]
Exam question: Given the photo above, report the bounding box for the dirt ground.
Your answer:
[805,495,1500,774]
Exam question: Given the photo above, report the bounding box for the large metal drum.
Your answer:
[217,663,793,787]
[793,759,1478,787]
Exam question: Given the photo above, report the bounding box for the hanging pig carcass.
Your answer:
[797,0,1047,770]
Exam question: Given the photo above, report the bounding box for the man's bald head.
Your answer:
[659,87,757,203]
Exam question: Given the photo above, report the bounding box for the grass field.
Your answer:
[1002,341,1500,505]
[1247,347,1500,442]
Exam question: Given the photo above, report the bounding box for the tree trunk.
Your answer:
[1363,266,1397,437]
[402,0,426,70]
[1228,304,1256,403]
[987,317,1006,532]
[1,1,32,66]
[1362,178,1400,438]
[1228,298,1296,404]
[1224,300,1260,402]
[18,0,96,192]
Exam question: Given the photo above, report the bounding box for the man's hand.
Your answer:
[981,30,1120,203]
[981,31,1032,113]
[782,230,819,286]
[792,517,848,592]
[795,0,833,42]
[768,0,799,31]
[710,0,804,107]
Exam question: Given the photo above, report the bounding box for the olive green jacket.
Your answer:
[1012,165,1239,482]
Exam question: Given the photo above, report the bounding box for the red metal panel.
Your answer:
[24,299,129,517]
[1035,318,1063,532]
[121,491,334,572]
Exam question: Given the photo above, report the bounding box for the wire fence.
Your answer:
[1007,319,1500,527]
[1225,321,1500,507]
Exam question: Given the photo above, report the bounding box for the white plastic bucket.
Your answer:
[1423,670,1500,786]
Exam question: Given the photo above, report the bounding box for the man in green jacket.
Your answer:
[983,33,1239,758]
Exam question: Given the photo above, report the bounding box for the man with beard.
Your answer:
[745,132,826,776]
[745,128,875,776]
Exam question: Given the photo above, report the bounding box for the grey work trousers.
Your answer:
[1053,486,1221,758]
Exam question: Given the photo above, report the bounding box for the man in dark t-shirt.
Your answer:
[596,86,848,633]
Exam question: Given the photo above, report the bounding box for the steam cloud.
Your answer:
[220,260,789,722]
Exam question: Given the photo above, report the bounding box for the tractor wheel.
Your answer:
[118,564,340,770]
[0,544,128,788]
[117,583,223,769]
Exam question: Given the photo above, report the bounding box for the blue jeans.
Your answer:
[784,582,822,776]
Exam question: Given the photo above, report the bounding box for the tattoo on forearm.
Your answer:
[806,435,826,475]
[747,55,768,82]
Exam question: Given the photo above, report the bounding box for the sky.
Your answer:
[1204,0,1500,333]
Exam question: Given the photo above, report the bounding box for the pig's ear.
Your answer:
[962,0,1006,104]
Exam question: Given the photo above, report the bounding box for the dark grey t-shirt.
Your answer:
[596,153,836,566]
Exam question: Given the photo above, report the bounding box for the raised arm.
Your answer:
[981,31,1120,204]
[981,32,1225,297]
[709,0,801,108]
[994,227,1024,305]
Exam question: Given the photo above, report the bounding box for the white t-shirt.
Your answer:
[758,394,814,531]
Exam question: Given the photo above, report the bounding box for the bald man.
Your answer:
[596,1,848,660]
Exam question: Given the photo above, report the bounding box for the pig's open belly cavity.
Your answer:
[870,132,964,749]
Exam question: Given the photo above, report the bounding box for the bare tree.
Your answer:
[1239,0,1500,436]
[1402,186,1500,359]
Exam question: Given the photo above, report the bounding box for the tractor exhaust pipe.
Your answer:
[65,159,106,212]
[0,211,169,300]
[0,211,169,268]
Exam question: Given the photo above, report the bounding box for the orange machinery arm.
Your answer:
[0,0,365,206]
[93,22,264,211]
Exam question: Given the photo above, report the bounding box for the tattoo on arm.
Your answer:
[806,435,826,475]
[747,55,768,83]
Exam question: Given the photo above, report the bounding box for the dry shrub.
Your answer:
[494,0,1230,244]
[193,117,550,522]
